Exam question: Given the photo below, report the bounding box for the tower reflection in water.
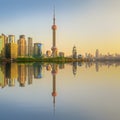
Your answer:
[51,63,58,114]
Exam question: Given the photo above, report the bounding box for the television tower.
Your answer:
[51,6,58,57]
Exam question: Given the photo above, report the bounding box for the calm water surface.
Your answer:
[0,62,120,120]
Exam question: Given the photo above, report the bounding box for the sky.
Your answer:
[0,0,120,56]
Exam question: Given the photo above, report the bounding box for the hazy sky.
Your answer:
[0,0,120,55]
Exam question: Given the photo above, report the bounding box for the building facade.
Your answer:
[72,46,77,59]
[5,35,18,59]
[5,43,18,59]
[34,43,42,57]
[59,52,65,57]
[18,35,26,57]
[0,35,5,57]
[46,50,51,57]
[1,34,8,58]
[95,49,99,58]
[28,37,33,56]
[8,35,15,43]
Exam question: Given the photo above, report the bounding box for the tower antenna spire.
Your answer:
[51,0,58,57]
[53,4,56,25]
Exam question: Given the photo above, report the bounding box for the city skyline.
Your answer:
[0,0,120,55]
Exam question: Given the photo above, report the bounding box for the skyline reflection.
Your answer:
[0,61,120,88]
[0,62,120,120]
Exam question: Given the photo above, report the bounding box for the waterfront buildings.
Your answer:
[34,43,42,57]
[18,35,26,57]
[72,46,77,59]
[2,34,8,44]
[28,37,33,56]
[95,49,99,58]
[0,35,5,57]
[8,35,15,43]
[5,35,18,59]
[46,50,51,57]
[1,34,8,58]
[59,52,64,57]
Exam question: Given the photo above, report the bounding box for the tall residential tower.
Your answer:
[28,37,33,56]
[18,35,26,57]
[5,35,18,59]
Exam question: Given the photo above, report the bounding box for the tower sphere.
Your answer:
[52,25,57,30]
[51,69,58,75]
[51,47,58,51]
[52,92,57,97]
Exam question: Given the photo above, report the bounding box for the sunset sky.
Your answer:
[0,0,120,56]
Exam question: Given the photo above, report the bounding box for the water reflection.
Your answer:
[51,63,58,114]
[0,61,120,88]
[0,62,120,120]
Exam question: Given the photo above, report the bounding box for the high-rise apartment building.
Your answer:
[18,35,26,57]
[5,35,18,59]
[28,37,33,56]
[1,34,8,58]
[8,35,15,43]
[2,34,8,44]
[34,43,42,57]
[0,35,5,57]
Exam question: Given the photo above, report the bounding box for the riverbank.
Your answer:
[1,57,120,63]
[0,57,90,63]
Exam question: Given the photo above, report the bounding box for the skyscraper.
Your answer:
[28,37,33,56]
[1,34,8,58]
[95,49,99,58]
[51,7,58,57]
[2,34,8,44]
[0,35,5,57]
[8,35,15,43]
[34,43,42,57]
[72,46,77,59]
[5,35,18,59]
[18,35,26,57]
